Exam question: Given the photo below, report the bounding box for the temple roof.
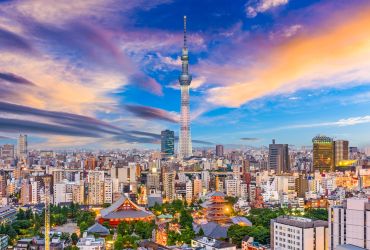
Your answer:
[100,195,154,219]
[87,223,110,235]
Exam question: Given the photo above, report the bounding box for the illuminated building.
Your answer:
[312,135,334,172]
[99,195,154,227]
[206,192,230,224]
[178,16,193,159]
[268,139,289,174]
[295,174,309,198]
[161,129,175,157]
[334,140,349,166]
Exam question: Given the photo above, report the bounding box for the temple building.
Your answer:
[99,195,155,227]
[205,192,230,224]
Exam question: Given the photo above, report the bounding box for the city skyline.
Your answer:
[1,0,370,149]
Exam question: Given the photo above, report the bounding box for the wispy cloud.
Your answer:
[124,105,179,123]
[245,0,288,18]
[0,72,34,85]
[206,5,370,107]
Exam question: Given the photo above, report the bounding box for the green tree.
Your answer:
[114,235,124,250]
[179,209,193,228]
[71,233,79,244]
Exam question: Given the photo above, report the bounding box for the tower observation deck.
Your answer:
[178,16,192,159]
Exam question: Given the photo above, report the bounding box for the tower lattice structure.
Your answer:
[43,175,52,250]
[178,16,193,159]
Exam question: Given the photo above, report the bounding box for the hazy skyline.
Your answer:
[1,0,370,149]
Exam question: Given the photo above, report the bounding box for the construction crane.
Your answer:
[43,175,52,250]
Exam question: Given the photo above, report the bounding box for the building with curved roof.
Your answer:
[99,195,155,227]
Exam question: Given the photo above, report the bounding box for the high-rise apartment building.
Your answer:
[161,130,175,157]
[334,140,349,166]
[269,139,289,174]
[312,135,334,172]
[215,145,224,157]
[163,171,175,202]
[178,16,193,158]
[329,198,370,249]
[87,171,105,205]
[271,216,328,250]
[17,134,27,160]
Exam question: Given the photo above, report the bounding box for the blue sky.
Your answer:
[0,0,370,149]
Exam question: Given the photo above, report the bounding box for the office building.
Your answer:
[0,144,14,159]
[271,216,328,250]
[216,145,224,157]
[269,140,289,174]
[334,140,349,166]
[178,16,193,158]
[329,198,370,249]
[161,129,175,157]
[312,135,334,172]
[17,134,27,160]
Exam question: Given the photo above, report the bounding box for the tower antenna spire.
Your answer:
[183,15,187,48]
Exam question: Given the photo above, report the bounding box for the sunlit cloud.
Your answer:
[245,0,289,18]
[206,5,370,107]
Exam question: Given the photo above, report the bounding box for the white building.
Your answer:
[225,179,239,197]
[271,216,328,250]
[329,197,370,249]
[186,180,193,203]
[191,237,236,250]
[77,236,105,250]
[104,178,113,204]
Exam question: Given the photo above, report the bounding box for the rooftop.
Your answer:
[273,216,328,229]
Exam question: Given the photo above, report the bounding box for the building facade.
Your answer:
[334,140,349,166]
[216,145,224,157]
[271,216,328,250]
[312,135,334,172]
[269,140,289,174]
[329,198,370,249]
[161,130,175,157]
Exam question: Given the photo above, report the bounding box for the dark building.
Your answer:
[268,139,289,174]
[215,144,224,157]
[160,130,175,157]
[312,135,334,172]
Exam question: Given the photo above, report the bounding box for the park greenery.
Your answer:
[228,207,329,247]
[0,203,95,246]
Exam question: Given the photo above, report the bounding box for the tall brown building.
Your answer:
[334,140,349,166]
[312,135,334,172]
[295,174,308,198]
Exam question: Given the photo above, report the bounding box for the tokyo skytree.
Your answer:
[178,16,192,158]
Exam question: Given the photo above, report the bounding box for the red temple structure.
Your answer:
[206,191,230,224]
[99,195,155,227]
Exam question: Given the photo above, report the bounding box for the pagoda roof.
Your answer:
[100,195,154,220]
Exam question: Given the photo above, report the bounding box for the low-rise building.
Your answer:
[271,216,328,250]
[191,236,236,250]
[77,236,105,250]
[0,206,17,224]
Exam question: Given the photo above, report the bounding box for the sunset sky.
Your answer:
[1,0,370,149]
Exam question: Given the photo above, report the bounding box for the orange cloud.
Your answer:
[207,6,370,107]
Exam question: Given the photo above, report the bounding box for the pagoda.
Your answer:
[99,195,155,227]
[206,191,230,224]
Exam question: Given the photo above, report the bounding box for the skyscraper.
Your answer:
[334,140,349,166]
[215,144,224,157]
[312,135,334,172]
[268,139,289,174]
[17,134,27,160]
[161,129,175,157]
[178,16,192,158]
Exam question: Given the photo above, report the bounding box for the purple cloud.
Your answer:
[0,28,33,52]
[0,72,34,85]
[125,104,178,123]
